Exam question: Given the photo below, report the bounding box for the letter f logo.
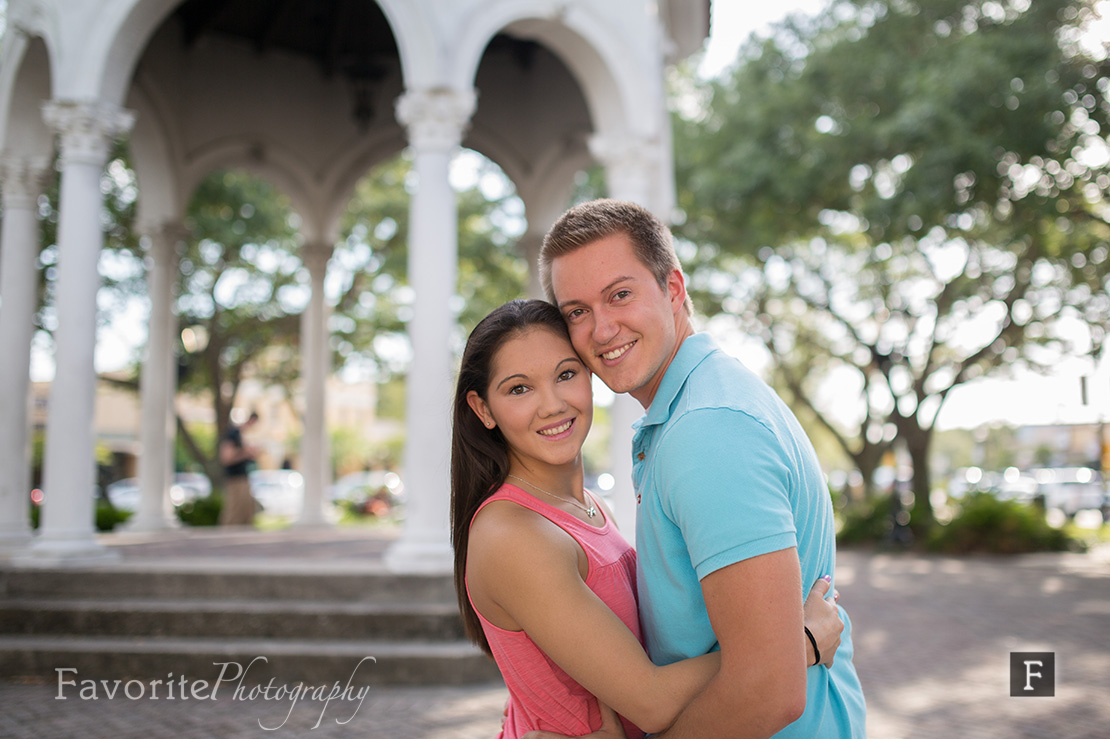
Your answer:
[1010,652,1054,697]
[1023,660,1042,691]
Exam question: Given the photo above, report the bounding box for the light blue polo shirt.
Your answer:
[632,333,866,738]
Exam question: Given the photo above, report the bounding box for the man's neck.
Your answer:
[631,316,696,409]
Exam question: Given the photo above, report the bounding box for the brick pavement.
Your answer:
[2,528,1107,738]
[842,544,1110,739]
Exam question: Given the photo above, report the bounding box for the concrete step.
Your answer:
[0,564,496,686]
[0,635,501,686]
[0,599,466,641]
[0,567,455,604]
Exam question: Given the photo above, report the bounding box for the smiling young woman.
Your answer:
[449,299,844,739]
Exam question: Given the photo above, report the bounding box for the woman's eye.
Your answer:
[558,369,577,381]
[508,384,528,396]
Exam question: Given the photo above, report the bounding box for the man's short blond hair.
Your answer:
[540,199,693,314]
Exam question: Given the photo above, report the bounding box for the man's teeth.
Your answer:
[539,420,573,436]
[602,343,631,361]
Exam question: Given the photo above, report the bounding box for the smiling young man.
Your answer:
[539,199,866,738]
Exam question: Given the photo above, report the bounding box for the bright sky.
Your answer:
[51,0,1110,432]
[700,0,829,78]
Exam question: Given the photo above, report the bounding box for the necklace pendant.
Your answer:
[586,506,597,518]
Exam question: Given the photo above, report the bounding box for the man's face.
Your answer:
[549,233,684,408]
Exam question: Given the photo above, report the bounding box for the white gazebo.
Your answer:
[0,0,709,570]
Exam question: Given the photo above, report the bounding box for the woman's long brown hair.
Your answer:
[450,299,572,656]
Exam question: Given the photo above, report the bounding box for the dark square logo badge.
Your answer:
[1010,652,1055,697]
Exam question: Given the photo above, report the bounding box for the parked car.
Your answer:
[994,467,1039,503]
[328,470,404,516]
[947,467,1001,500]
[249,469,305,517]
[170,472,212,506]
[104,478,142,512]
[1031,467,1106,517]
[105,474,213,512]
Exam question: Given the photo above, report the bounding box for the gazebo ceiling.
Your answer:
[173,0,398,76]
[167,0,542,129]
[171,0,540,79]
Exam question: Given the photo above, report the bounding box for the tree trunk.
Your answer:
[175,414,224,490]
[854,442,888,502]
[904,425,936,535]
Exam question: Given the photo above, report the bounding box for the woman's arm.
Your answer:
[468,502,720,734]
[803,577,842,667]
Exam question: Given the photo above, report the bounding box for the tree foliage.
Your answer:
[174,170,303,479]
[674,0,1110,529]
[173,153,527,480]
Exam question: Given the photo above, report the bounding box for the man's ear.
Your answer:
[466,390,495,429]
[667,268,688,313]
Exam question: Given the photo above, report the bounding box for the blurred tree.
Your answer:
[674,0,1110,532]
[174,170,303,482]
[172,152,526,483]
[327,151,527,374]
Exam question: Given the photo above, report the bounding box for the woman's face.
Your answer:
[468,326,593,472]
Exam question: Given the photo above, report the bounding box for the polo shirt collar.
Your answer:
[640,332,718,429]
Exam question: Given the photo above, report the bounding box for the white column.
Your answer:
[589,133,667,543]
[25,101,134,564]
[165,265,179,505]
[0,156,52,557]
[126,223,184,532]
[386,87,475,573]
[296,243,333,527]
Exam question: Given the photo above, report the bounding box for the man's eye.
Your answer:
[614,290,631,301]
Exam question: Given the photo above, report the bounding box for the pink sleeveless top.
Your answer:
[467,483,645,739]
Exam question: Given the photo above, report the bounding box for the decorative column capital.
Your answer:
[395,88,476,152]
[0,155,53,209]
[42,100,136,167]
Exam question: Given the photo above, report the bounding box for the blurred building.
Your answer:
[29,372,391,483]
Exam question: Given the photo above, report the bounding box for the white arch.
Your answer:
[180,136,328,241]
[0,34,55,156]
[51,0,436,106]
[450,0,657,139]
[127,77,183,229]
[319,130,408,240]
[372,0,440,89]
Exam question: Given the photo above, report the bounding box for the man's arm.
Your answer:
[655,547,808,739]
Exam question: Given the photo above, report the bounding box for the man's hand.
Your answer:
[521,701,627,739]
[802,577,842,668]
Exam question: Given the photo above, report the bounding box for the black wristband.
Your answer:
[804,626,821,667]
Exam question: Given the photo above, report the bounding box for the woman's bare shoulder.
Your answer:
[468,498,582,588]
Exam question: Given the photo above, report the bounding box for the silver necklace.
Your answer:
[507,474,598,518]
